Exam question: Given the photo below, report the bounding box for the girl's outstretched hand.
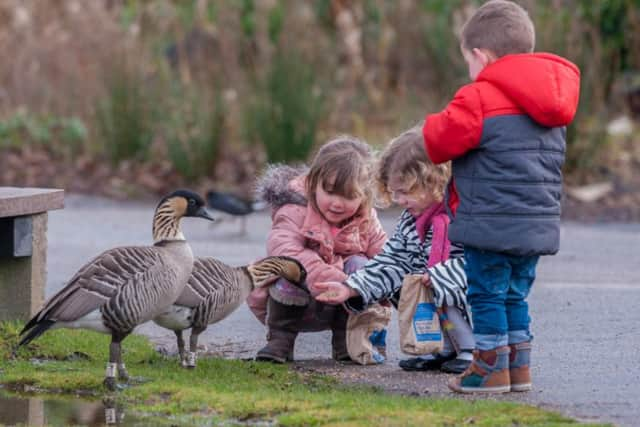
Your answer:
[312,281,357,304]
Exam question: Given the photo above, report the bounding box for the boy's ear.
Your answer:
[473,48,497,67]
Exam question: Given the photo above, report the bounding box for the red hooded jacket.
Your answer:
[423,53,580,255]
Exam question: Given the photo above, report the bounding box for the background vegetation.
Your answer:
[0,0,638,206]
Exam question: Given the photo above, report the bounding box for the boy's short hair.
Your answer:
[461,0,535,57]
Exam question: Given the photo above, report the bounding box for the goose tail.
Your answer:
[18,319,55,348]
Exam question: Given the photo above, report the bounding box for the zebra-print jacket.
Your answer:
[344,210,468,316]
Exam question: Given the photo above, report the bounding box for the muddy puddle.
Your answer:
[0,391,276,426]
[0,392,149,426]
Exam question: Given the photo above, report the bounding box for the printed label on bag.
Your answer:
[413,302,441,342]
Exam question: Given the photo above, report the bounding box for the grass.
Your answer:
[0,322,610,427]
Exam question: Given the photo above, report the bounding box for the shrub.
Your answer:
[95,62,156,164]
[163,85,225,181]
[244,50,325,163]
[0,110,87,155]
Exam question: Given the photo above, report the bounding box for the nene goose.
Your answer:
[16,189,213,390]
[153,256,306,368]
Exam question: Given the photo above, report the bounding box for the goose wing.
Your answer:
[26,246,165,326]
[173,257,235,307]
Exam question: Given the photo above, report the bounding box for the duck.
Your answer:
[16,189,213,390]
[153,255,306,368]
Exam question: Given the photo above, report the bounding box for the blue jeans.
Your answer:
[464,247,538,350]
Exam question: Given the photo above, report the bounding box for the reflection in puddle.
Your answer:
[0,391,278,426]
[0,393,133,426]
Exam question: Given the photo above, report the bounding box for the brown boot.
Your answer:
[255,298,305,363]
[509,341,532,392]
[448,346,511,394]
[330,306,350,361]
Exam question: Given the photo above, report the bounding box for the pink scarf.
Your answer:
[416,201,454,329]
[415,202,451,267]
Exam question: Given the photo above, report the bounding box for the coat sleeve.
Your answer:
[344,217,415,311]
[423,84,484,164]
[267,207,347,290]
[424,231,469,312]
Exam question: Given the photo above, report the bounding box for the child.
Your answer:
[314,127,475,374]
[423,0,580,393]
[247,136,387,363]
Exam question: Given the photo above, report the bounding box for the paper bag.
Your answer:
[397,274,443,355]
[346,304,391,365]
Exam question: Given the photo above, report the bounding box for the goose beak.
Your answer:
[195,206,215,221]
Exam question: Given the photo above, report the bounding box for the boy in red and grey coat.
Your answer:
[423,0,580,393]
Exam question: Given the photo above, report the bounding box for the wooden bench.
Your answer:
[0,187,64,321]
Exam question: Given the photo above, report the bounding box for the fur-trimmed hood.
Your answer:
[254,164,309,210]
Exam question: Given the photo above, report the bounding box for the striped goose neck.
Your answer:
[152,199,185,243]
[245,257,303,288]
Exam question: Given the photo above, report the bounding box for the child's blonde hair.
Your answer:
[306,136,374,218]
[461,0,535,57]
[375,126,450,208]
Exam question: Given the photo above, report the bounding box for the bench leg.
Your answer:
[0,213,47,321]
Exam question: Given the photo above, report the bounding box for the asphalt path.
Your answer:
[44,194,640,426]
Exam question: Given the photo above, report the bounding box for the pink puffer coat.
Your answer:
[247,165,387,324]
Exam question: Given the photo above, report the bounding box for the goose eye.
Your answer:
[188,199,196,206]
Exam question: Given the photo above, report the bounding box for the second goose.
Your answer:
[154,256,306,368]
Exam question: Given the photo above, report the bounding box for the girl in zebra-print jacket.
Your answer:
[314,126,475,374]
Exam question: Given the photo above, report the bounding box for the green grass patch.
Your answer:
[0,322,609,426]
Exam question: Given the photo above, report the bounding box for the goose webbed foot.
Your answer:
[103,376,118,391]
[129,376,149,385]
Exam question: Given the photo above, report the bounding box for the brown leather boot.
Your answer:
[330,306,350,361]
[448,346,511,393]
[509,341,532,392]
[255,298,305,363]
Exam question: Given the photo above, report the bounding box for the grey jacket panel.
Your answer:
[449,115,566,256]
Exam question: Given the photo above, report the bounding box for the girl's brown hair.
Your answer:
[306,136,374,218]
[375,126,451,208]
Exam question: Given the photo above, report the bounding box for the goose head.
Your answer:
[153,189,214,243]
[247,256,308,291]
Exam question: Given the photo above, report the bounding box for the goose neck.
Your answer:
[152,204,185,243]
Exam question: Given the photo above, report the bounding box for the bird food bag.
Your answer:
[398,274,443,355]
[346,304,391,365]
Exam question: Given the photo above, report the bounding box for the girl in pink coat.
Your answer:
[248,136,387,363]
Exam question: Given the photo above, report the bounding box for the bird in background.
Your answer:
[153,255,307,368]
[206,190,267,235]
[15,189,214,391]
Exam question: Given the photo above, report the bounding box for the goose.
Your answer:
[153,256,307,368]
[16,189,213,390]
